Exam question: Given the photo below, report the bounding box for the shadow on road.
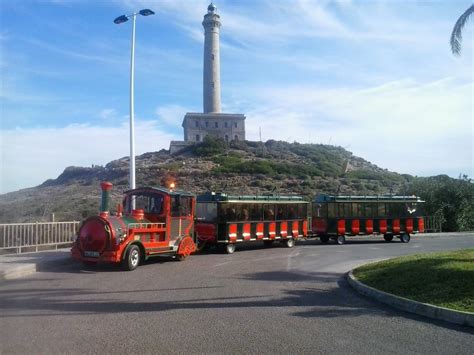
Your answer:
[1,268,472,334]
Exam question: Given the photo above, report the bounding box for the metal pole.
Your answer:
[129,13,137,191]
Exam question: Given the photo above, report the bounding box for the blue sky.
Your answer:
[1,0,473,194]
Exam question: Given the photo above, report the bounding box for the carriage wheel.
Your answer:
[336,235,346,245]
[263,240,274,247]
[225,243,236,254]
[384,234,394,242]
[122,244,140,271]
[284,238,295,248]
[400,234,411,243]
[320,236,330,244]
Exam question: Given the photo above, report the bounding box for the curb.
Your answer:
[0,255,74,282]
[347,271,474,327]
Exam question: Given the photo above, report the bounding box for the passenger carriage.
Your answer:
[195,192,309,254]
[312,194,425,244]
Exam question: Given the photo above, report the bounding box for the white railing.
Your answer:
[0,221,81,253]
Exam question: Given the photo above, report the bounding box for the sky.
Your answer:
[0,0,473,194]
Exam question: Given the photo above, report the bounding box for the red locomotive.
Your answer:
[71,182,196,270]
[312,194,425,244]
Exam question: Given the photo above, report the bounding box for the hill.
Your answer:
[1,138,472,231]
[0,139,408,221]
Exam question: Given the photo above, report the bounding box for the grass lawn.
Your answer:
[353,249,474,313]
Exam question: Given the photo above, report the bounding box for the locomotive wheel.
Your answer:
[384,234,394,242]
[122,244,140,271]
[320,236,330,244]
[263,240,274,247]
[336,235,346,245]
[400,234,411,243]
[225,243,236,254]
[284,237,295,248]
[176,254,188,261]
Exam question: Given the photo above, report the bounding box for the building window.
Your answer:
[234,135,238,141]
[195,120,199,128]
[215,122,218,128]
[234,122,237,128]
[196,134,200,142]
[224,122,228,128]
[205,121,209,128]
[212,54,215,60]
[225,135,229,142]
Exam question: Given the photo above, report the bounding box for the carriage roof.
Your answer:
[125,186,195,198]
[314,194,424,203]
[197,192,306,203]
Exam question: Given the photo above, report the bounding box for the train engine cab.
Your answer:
[71,182,196,270]
[195,192,309,254]
[312,194,425,245]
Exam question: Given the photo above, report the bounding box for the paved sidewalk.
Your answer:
[0,248,73,281]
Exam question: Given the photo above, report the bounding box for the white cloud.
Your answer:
[243,78,473,177]
[0,121,179,194]
[99,108,119,120]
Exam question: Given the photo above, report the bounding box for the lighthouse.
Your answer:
[177,3,246,148]
[202,3,221,113]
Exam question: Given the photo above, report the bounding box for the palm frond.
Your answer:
[450,4,474,56]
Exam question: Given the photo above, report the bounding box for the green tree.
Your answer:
[450,4,474,56]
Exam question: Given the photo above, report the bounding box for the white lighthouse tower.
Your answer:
[202,3,221,113]
[179,3,246,146]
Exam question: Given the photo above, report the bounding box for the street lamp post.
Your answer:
[114,9,155,191]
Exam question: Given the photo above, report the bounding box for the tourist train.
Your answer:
[71,182,425,270]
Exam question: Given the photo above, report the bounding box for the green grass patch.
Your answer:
[353,249,474,313]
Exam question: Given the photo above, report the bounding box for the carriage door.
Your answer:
[170,195,194,243]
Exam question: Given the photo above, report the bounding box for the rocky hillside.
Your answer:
[0,138,413,223]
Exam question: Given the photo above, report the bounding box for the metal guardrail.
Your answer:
[424,216,442,233]
[0,221,81,253]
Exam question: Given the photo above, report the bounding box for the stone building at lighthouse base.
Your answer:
[182,112,245,143]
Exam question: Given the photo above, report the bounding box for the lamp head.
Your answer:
[139,9,155,16]
[113,15,129,24]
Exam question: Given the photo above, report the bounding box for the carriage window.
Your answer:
[328,203,336,218]
[263,204,275,220]
[171,195,193,217]
[217,203,230,222]
[237,204,250,221]
[276,205,288,220]
[338,204,344,218]
[250,204,263,221]
[287,205,297,219]
[149,195,164,214]
[378,203,385,217]
[126,193,164,214]
[352,203,360,217]
[391,203,404,217]
[294,203,307,219]
[344,203,351,218]
[364,204,373,218]
[132,194,148,212]
[196,202,217,222]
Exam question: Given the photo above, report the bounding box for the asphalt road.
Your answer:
[1,233,473,354]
